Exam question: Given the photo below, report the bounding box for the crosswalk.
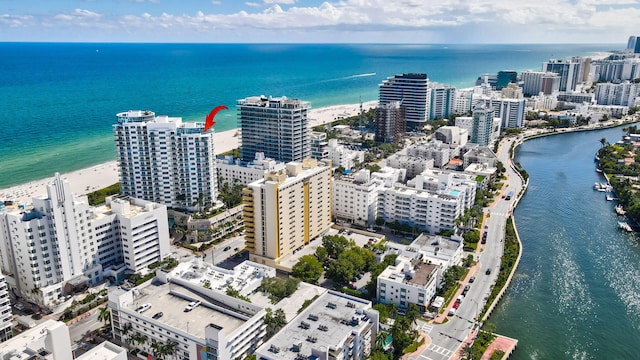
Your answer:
[418,322,434,334]
[425,343,453,357]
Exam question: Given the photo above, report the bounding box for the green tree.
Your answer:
[375,330,390,351]
[600,137,608,148]
[314,246,328,263]
[97,306,111,328]
[405,304,420,327]
[264,308,287,339]
[326,256,357,284]
[292,255,323,284]
[260,277,300,302]
[373,303,390,324]
[322,235,351,259]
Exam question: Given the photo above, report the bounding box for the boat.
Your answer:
[596,167,603,173]
[615,205,627,216]
[606,194,614,201]
[594,182,602,190]
[618,221,633,232]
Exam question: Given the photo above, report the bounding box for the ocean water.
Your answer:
[0,42,614,188]
[491,126,640,359]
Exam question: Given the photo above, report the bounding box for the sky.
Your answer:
[0,0,638,43]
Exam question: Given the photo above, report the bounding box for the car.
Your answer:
[223,246,231,251]
[481,238,487,244]
[136,303,151,313]
[448,308,457,316]
[184,300,201,312]
[453,301,460,309]
[486,268,492,275]
[469,276,476,283]
[14,303,24,311]
[152,312,163,319]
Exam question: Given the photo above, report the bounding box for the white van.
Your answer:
[448,308,456,316]
[184,300,201,312]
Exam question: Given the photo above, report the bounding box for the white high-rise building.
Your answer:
[482,98,526,129]
[595,82,640,106]
[429,82,456,120]
[471,105,494,146]
[0,174,170,307]
[114,110,217,212]
[243,159,332,268]
[0,275,11,343]
[238,96,311,163]
[379,73,430,130]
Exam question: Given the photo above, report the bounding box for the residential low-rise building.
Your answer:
[462,146,499,169]
[405,141,453,168]
[255,290,379,360]
[333,170,385,227]
[408,169,477,210]
[216,152,286,187]
[327,139,366,170]
[377,256,438,312]
[386,154,435,180]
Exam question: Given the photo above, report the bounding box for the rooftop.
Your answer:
[76,341,127,360]
[256,291,374,360]
[123,281,248,339]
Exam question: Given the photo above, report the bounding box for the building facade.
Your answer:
[0,174,170,307]
[375,101,406,143]
[238,96,311,163]
[429,83,456,120]
[114,110,217,212]
[243,159,333,267]
[0,275,11,343]
[377,257,438,311]
[470,105,494,146]
[595,82,640,106]
[332,170,384,227]
[379,73,430,130]
[216,152,286,187]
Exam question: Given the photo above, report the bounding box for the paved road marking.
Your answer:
[419,323,434,333]
[426,344,453,356]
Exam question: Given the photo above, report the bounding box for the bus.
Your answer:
[505,190,514,200]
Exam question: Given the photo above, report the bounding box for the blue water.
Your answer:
[491,126,640,359]
[0,43,614,188]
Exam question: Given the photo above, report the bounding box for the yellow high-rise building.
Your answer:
[243,159,332,268]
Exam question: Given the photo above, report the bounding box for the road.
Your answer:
[413,137,523,360]
[67,310,102,343]
[203,235,246,265]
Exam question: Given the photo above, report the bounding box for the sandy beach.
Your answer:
[0,101,378,204]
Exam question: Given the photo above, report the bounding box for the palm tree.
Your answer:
[375,330,389,351]
[97,306,111,328]
[405,304,420,328]
[162,340,178,360]
[151,341,162,359]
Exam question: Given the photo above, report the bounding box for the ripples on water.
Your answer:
[492,127,640,359]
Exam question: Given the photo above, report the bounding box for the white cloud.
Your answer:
[0,14,33,27]
[3,0,639,42]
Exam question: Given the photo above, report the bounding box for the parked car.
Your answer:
[223,246,231,251]
[152,312,163,319]
[453,302,460,309]
[136,303,151,313]
[184,300,201,312]
[486,268,492,275]
[448,307,457,316]
[469,276,476,283]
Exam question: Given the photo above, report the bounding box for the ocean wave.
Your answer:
[321,73,377,82]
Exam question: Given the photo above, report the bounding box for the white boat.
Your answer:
[606,194,614,201]
[615,205,627,216]
[618,221,633,232]
[594,182,602,190]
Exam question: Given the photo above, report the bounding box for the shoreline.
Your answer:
[0,101,378,204]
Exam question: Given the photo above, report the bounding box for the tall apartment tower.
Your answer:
[496,70,517,90]
[628,36,637,51]
[114,110,217,212]
[243,159,332,267]
[0,174,170,307]
[521,71,560,96]
[543,57,587,92]
[375,101,406,143]
[471,106,494,146]
[379,73,430,130]
[238,96,311,163]
[429,83,456,120]
[0,275,11,343]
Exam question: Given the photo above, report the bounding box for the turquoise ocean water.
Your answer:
[0,43,614,188]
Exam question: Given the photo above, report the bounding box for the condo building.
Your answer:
[0,275,10,343]
[379,73,430,130]
[520,70,561,97]
[429,82,456,120]
[243,159,332,268]
[0,174,170,307]
[238,96,311,163]
[594,82,640,106]
[470,105,494,146]
[375,101,406,144]
[255,290,379,360]
[332,170,385,227]
[114,110,217,212]
[216,152,286,187]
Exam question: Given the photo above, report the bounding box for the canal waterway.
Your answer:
[490,126,640,359]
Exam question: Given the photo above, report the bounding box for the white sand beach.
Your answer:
[0,101,378,204]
